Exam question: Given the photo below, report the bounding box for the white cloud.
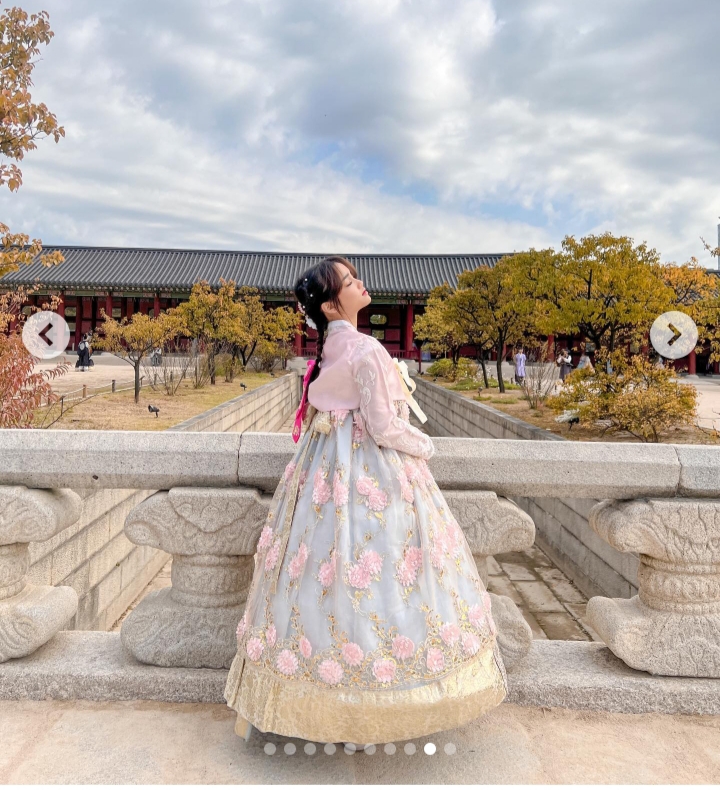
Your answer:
[1,0,718,262]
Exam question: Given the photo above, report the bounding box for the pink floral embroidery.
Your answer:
[420,460,434,485]
[284,461,296,483]
[347,562,372,589]
[372,658,397,683]
[332,409,350,425]
[318,659,344,685]
[440,623,461,646]
[426,647,445,673]
[246,637,264,661]
[266,625,277,647]
[447,521,464,558]
[404,460,424,485]
[391,635,415,661]
[264,539,281,572]
[397,469,414,503]
[236,615,248,639]
[276,649,298,676]
[257,525,273,551]
[368,488,388,511]
[462,631,481,656]
[299,636,312,659]
[352,413,366,443]
[396,558,417,587]
[360,549,383,576]
[318,558,336,587]
[298,469,308,490]
[468,604,485,628]
[405,546,423,572]
[288,543,309,580]
[312,468,332,505]
[430,539,445,570]
[341,642,364,667]
[333,471,349,507]
[355,476,374,497]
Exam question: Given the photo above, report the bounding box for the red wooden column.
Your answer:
[689,349,697,375]
[126,297,134,319]
[154,293,161,317]
[56,292,65,318]
[74,297,83,348]
[546,334,555,361]
[294,303,303,356]
[403,303,414,354]
[105,293,113,321]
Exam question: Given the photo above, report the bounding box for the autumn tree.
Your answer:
[0,5,64,280]
[0,5,65,428]
[95,312,177,403]
[220,286,300,378]
[525,233,674,352]
[172,281,238,385]
[247,299,301,374]
[413,284,470,367]
[452,260,535,392]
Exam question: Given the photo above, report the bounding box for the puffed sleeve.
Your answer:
[351,341,435,460]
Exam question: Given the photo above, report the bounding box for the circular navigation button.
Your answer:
[649,310,698,360]
[21,310,70,359]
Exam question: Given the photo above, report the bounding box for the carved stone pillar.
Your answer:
[442,489,536,667]
[0,486,82,662]
[587,498,720,677]
[121,486,270,669]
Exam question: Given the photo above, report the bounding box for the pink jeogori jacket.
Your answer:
[307,319,435,460]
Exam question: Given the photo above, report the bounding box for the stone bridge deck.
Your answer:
[2,699,717,784]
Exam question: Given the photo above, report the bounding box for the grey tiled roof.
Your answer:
[0,246,508,296]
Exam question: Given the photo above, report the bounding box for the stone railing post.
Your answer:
[587,498,720,677]
[442,489,535,667]
[0,486,82,662]
[121,486,271,669]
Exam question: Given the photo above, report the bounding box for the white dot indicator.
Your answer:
[263,743,276,755]
[444,742,457,755]
[324,743,337,755]
[384,743,396,755]
[304,743,316,755]
[284,743,296,755]
[404,743,417,755]
[424,742,436,755]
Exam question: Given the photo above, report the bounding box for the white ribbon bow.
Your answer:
[392,357,428,424]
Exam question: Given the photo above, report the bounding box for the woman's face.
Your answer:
[322,262,371,321]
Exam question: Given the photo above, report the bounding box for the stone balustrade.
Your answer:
[1,429,719,685]
[0,485,82,662]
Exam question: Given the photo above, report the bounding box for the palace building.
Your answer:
[1,246,507,356]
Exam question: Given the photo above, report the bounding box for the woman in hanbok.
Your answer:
[225,256,507,745]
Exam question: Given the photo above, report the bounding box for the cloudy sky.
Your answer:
[1,0,719,262]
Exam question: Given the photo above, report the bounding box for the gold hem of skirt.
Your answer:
[224,646,507,743]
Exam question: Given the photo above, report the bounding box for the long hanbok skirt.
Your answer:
[224,404,507,744]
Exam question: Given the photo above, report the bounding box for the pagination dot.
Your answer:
[424,742,436,755]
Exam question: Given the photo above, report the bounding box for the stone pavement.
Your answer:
[488,547,600,642]
[1,698,718,784]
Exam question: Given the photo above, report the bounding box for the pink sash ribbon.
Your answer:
[292,359,316,443]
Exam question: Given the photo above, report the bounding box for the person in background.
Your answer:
[577,350,594,373]
[557,348,572,381]
[513,347,526,385]
[76,333,93,372]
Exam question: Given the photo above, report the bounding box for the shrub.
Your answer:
[547,351,697,442]
[427,357,478,381]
